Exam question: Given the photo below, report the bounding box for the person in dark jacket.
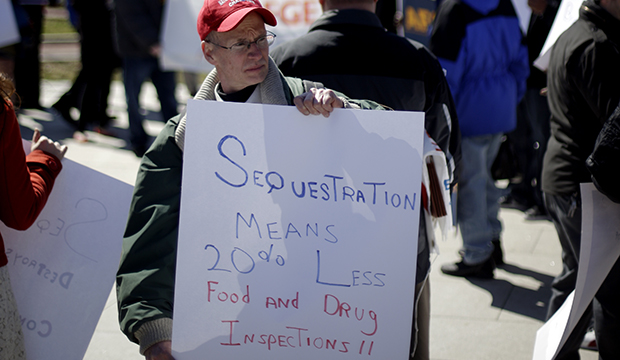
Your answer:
[112,0,179,157]
[115,1,383,358]
[541,0,620,358]
[586,102,620,204]
[501,0,560,221]
[430,0,529,278]
[270,3,462,358]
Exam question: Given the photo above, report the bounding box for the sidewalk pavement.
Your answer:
[16,80,598,360]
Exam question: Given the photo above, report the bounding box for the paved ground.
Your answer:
[14,79,599,360]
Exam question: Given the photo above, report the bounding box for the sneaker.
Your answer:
[524,206,550,221]
[580,328,597,351]
[492,238,504,265]
[73,131,88,143]
[97,115,117,129]
[93,126,118,137]
[441,257,495,279]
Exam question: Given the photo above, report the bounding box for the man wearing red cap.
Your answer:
[115,1,382,358]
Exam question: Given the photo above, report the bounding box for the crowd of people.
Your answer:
[1,0,619,359]
[1,0,179,157]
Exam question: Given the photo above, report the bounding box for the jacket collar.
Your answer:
[309,9,384,32]
[192,57,287,104]
[581,0,620,44]
[175,57,289,150]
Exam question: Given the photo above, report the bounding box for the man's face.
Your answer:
[202,13,270,94]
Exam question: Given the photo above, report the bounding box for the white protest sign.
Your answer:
[533,0,581,71]
[510,0,532,35]
[161,0,321,72]
[172,100,424,359]
[0,143,134,360]
[532,183,620,359]
[0,0,21,48]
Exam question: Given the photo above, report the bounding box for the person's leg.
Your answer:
[13,5,42,109]
[150,65,179,121]
[555,310,593,360]
[457,135,497,264]
[543,192,590,359]
[593,256,620,359]
[77,1,113,130]
[442,134,499,277]
[410,211,430,359]
[79,2,120,130]
[92,64,117,130]
[52,4,86,126]
[544,192,581,316]
[95,26,122,131]
[487,133,505,263]
[123,57,151,152]
[505,96,532,209]
[76,34,95,133]
[486,133,503,240]
[52,70,85,122]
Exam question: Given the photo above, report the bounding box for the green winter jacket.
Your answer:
[116,58,383,354]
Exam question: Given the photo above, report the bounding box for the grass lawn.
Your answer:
[40,7,204,85]
[42,61,81,81]
[41,7,79,81]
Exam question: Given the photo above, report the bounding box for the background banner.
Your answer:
[161,0,321,73]
[0,0,21,48]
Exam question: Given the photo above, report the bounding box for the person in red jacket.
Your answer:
[0,72,67,359]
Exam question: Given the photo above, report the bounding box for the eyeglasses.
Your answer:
[205,31,276,53]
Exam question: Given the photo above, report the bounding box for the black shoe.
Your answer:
[492,238,504,265]
[96,115,117,129]
[51,103,77,129]
[499,194,530,212]
[524,206,550,221]
[441,257,495,279]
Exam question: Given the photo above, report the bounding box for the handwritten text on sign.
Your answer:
[172,101,425,359]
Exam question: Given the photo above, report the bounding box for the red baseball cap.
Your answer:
[197,0,277,40]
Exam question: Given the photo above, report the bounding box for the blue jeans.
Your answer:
[122,56,178,148]
[457,134,503,265]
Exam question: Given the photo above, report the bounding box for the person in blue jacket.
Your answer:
[429,0,529,277]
